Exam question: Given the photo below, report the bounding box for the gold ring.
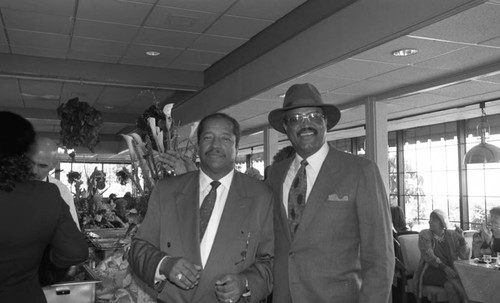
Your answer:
[176,273,182,280]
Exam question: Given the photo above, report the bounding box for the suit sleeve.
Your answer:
[356,161,395,303]
[240,190,274,302]
[129,184,169,287]
[49,193,88,268]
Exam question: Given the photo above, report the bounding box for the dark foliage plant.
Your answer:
[57,97,103,152]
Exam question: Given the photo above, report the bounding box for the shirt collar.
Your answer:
[199,169,234,192]
[294,142,329,173]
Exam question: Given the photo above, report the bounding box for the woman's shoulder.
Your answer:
[419,229,433,238]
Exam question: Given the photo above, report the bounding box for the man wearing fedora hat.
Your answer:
[266,83,394,302]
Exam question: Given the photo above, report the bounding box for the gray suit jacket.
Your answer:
[129,170,274,303]
[267,146,394,303]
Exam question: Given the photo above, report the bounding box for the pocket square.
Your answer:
[328,193,349,201]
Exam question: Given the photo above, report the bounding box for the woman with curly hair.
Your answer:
[0,111,88,303]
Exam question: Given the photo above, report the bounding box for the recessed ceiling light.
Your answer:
[104,106,113,110]
[391,48,418,57]
[146,51,160,56]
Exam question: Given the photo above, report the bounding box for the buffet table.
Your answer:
[454,259,500,303]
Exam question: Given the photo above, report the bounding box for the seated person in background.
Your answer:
[414,209,469,303]
[0,111,88,303]
[472,206,500,258]
[391,205,418,237]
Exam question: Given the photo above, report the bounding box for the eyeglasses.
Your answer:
[284,112,325,126]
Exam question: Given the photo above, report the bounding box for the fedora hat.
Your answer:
[268,83,341,134]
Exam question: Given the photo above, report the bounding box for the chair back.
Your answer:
[463,230,475,259]
[398,234,420,276]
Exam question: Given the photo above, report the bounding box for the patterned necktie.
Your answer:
[288,159,308,239]
[199,180,221,241]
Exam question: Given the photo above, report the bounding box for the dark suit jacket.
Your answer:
[129,170,274,303]
[267,146,394,303]
[0,181,89,303]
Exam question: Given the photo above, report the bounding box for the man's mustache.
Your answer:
[204,148,225,157]
[297,127,318,136]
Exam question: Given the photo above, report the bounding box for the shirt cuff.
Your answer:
[155,256,169,282]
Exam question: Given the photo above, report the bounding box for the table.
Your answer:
[454,259,500,303]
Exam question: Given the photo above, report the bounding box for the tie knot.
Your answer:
[210,180,221,189]
[300,159,308,167]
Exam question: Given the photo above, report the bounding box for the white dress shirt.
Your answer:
[282,142,329,215]
[199,169,234,267]
[47,176,80,230]
[155,169,235,280]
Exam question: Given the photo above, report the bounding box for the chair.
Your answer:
[398,234,449,303]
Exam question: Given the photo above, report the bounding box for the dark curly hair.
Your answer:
[0,155,34,192]
[0,111,36,192]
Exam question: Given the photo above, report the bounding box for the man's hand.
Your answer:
[215,274,246,303]
[160,257,202,290]
[454,226,464,239]
[157,150,197,175]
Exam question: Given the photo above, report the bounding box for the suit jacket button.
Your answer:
[167,242,171,247]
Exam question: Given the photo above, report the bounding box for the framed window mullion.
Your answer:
[457,119,469,230]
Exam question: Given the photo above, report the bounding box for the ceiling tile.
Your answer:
[145,5,218,33]
[134,27,199,48]
[7,29,70,50]
[190,34,247,53]
[0,78,23,107]
[206,15,273,39]
[412,3,500,44]
[19,79,62,100]
[74,19,140,43]
[121,44,182,67]
[431,80,500,99]
[353,35,468,65]
[173,49,225,65]
[157,0,235,13]
[481,36,500,47]
[369,66,452,85]
[77,0,152,26]
[387,93,456,110]
[24,99,60,110]
[315,58,403,81]
[11,45,67,58]
[96,87,139,107]
[2,9,73,34]
[279,74,357,92]
[334,79,404,96]
[322,92,361,106]
[67,50,121,64]
[0,0,76,17]
[70,36,128,57]
[0,44,9,53]
[227,0,305,20]
[167,61,209,71]
[59,83,105,106]
[416,45,500,71]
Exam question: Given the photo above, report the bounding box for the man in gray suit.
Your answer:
[266,83,394,302]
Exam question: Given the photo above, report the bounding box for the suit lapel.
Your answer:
[293,147,342,242]
[193,172,250,302]
[175,171,202,265]
[275,158,293,242]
